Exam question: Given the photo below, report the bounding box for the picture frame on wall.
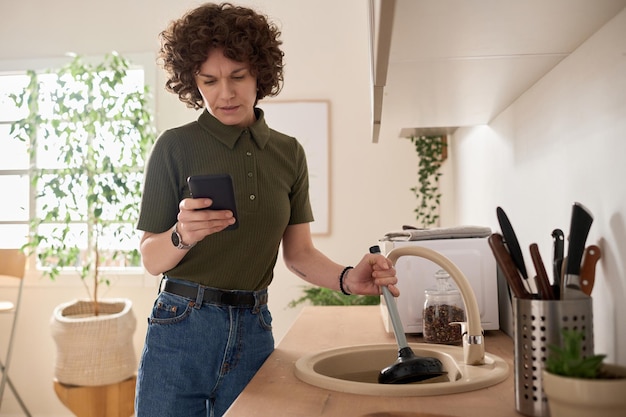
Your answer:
[258,100,330,235]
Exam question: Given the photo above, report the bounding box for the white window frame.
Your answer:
[0,53,158,287]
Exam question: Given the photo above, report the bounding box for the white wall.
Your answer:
[452,9,626,363]
[0,1,418,415]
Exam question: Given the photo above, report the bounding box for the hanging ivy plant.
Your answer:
[408,135,447,228]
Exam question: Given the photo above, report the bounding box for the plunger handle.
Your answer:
[382,286,409,349]
[370,245,408,349]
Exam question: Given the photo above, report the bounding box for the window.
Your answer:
[0,73,32,249]
[0,54,155,276]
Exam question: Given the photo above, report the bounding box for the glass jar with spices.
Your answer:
[423,269,465,344]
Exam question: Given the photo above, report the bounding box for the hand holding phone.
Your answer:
[187,174,239,230]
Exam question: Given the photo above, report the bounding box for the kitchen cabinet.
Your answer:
[369,0,626,142]
[225,306,520,417]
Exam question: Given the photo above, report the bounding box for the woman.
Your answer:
[135,3,399,416]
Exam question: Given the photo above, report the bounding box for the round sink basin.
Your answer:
[295,343,509,396]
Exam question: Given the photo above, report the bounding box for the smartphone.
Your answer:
[187,174,239,230]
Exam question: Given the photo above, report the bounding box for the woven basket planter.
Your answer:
[51,298,137,386]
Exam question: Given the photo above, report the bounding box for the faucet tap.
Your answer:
[386,246,485,365]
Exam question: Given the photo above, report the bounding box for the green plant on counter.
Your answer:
[408,135,446,228]
[546,329,606,379]
[289,286,380,308]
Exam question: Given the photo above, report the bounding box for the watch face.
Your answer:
[171,230,181,247]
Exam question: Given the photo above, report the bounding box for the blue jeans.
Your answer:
[135,279,274,417]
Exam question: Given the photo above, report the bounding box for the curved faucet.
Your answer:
[386,246,485,365]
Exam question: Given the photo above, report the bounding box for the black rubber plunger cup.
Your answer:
[372,247,447,384]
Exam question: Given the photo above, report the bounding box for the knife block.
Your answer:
[513,297,594,417]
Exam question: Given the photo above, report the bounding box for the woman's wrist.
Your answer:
[339,266,353,295]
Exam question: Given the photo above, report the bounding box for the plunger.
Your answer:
[372,247,447,384]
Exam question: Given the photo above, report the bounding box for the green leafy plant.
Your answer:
[546,329,606,379]
[289,287,380,308]
[9,52,156,315]
[408,135,447,228]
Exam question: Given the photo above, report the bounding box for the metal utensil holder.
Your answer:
[513,297,594,417]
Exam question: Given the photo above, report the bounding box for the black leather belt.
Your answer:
[162,279,268,307]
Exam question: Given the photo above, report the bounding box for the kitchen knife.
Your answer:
[553,258,563,299]
[529,243,555,300]
[496,207,531,294]
[580,245,601,296]
[488,233,531,299]
[563,202,594,299]
[551,229,564,288]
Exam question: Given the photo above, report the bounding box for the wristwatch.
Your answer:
[171,223,196,250]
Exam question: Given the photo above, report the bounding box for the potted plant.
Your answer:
[289,287,380,308]
[542,329,626,417]
[407,135,447,228]
[10,52,155,386]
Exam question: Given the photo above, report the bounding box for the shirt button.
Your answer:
[246,151,252,156]
[249,195,256,201]
[247,172,253,178]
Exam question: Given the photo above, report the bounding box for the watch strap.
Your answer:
[171,223,196,250]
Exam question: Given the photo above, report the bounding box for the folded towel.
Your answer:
[382,225,492,241]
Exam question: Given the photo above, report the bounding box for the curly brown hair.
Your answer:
[158,2,284,109]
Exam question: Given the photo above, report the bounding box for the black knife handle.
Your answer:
[551,228,564,287]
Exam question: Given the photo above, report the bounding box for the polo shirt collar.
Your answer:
[197,108,271,150]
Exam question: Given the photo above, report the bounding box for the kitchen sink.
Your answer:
[295,342,509,396]
[295,246,510,396]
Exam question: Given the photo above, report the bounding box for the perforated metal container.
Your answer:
[513,297,594,417]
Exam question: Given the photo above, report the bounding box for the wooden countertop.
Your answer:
[225,306,521,417]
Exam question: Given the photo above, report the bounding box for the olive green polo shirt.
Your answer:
[137,108,314,290]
